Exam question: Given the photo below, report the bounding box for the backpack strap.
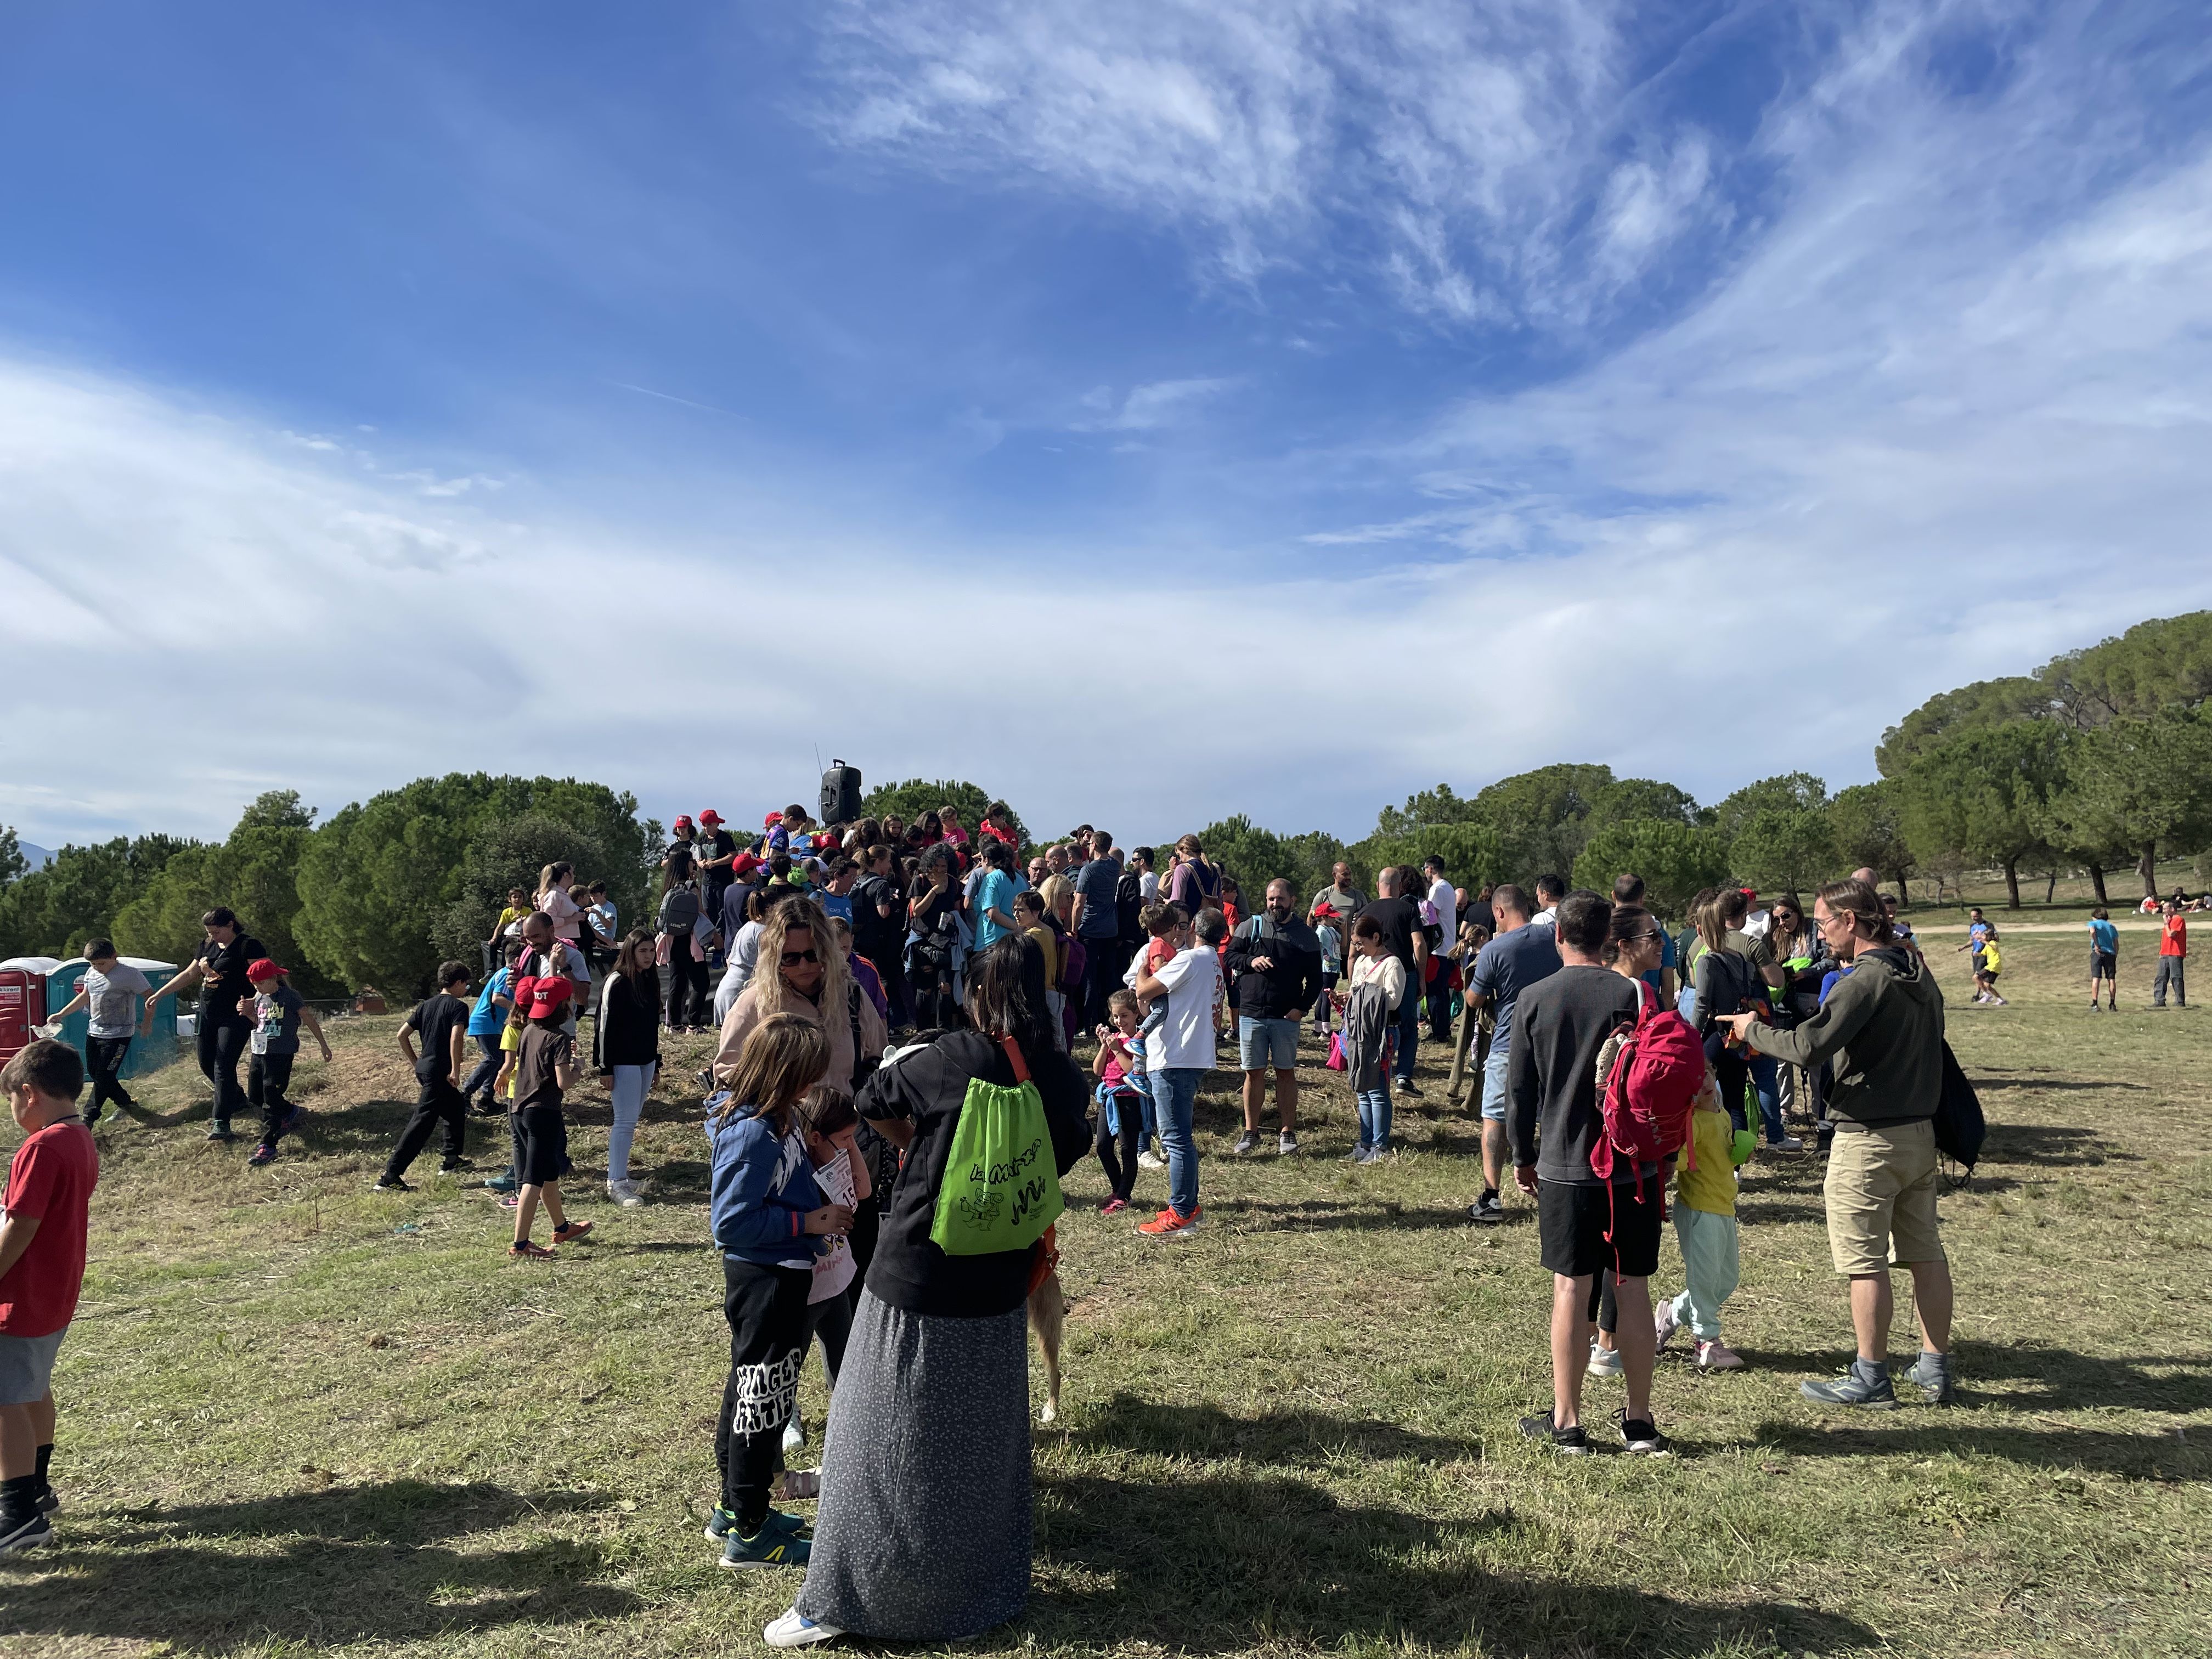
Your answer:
[998,1034,1031,1085]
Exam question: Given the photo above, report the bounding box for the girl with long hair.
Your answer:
[660,850,713,1032]
[599,927,662,1206]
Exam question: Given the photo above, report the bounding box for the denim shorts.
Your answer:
[0,1327,65,1404]
[1238,1016,1299,1071]
[1479,1045,1511,1122]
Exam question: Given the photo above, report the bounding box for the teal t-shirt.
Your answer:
[973,869,1018,950]
[2088,918,2118,955]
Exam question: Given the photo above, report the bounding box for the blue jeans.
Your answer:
[1393,975,1420,1084]
[1154,1068,1202,1216]
[1137,1070,1159,1150]
[1747,1051,1785,1143]
[1356,1084,1392,1152]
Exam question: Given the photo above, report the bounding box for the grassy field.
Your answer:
[4,924,2207,1659]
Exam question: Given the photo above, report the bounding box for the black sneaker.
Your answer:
[35,1482,57,1516]
[1466,1192,1505,1225]
[0,1511,52,1556]
[1801,1363,1900,1409]
[373,1176,412,1193]
[440,1158,475,1173]
[1617,1410,1671,1454]
[1518,1411,1592,1456]
[247,1143,277,1167]
[205,1121,236,1143]
[1398,1079,1423,1097]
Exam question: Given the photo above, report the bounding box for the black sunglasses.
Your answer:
[780,949,820,967]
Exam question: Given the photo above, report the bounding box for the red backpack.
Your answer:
[1591,981,1706,1214]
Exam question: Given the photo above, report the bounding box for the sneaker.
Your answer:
[1517,1411,1591,1457]
[721,1523,811,1570]
[1617,1411,1671,1455]
[205,1122,236,1143]
[1695,1340,1746,1371]
[1136,1150,1166,1171]
[0,1511,53,1556]
[247,1143,277,1167]
[1232,1131,1260,1157]
[281,1105,306,1134]
[1466,1192,1505,1225]
[485,1170,519,1194]
[1800,1362,1900,1409]
[1904,1351,1957,1404]
[1654,1297,1681,1354]
[777,1470,821,1500]
[372,1176,411,1193]
[1769,1134,1805,1152]
[764,1609,844,1647]
[441,1157,475,1173]
[1397,1079,1422,1097]
[508,1241,556,1260]
[1278,1130,1299,1155]
[782,1411,806,1454]
[498,1193,521,1210]
[550,1220,594,1245]
[1136,1205,1201,1238]
[608,1179,645,1207]
[703,1503,808,1542]
[1351,1146,1379,1166]
[1587,1340,1624,1379]
[1100,1197,1128,1215]
[35,1482,58,1516]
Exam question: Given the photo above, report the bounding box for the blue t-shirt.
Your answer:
[2088,917,2118,955]
[973,868,1018,950]
[818,891,854,927]
[1640,928,1679,994]
[1469,923,1562,1054]
[1073,856,1123,939]
[468,969,513,1037]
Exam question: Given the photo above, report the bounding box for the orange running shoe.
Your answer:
[1135,1205,1201,1239]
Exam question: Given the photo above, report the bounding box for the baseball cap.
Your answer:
[673,814,694,831]
[698,809,723,826]
[1312,902,1340,920]
[518,976,574,1019]
[245,958,285,983]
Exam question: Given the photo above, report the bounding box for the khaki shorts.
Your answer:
[1824,1118,1945,1277]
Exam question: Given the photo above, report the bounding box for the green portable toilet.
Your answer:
[42,956,182,1079]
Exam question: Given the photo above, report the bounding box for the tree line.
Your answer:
[3,611,2206,995]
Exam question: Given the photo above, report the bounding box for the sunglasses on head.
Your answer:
[780,948,820,967]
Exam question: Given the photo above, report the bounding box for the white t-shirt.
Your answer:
[810,1152,857,1304]
[1148,945,1220,1071]
[81,963,150,1040]
[1426,878,1455,935]
[1139,870,1160,904]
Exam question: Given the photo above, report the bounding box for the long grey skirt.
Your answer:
[795,1290,1032,1640]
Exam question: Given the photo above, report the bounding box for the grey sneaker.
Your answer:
[1277,1130,1299,1155]
[1904,1352,1956,1404]
[1518,1411,1591,1456]
[1466,1192,1505,1224]
[1232,1131,1260,1157]
[1801,1362,1900,1409]
[206,1121,236,1143]
[1586,1340,1624,1379]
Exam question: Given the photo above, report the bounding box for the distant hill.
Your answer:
[18,842,53,870]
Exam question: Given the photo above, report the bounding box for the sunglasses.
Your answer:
[780,948,820,967]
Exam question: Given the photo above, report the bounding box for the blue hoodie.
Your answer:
[708,1107,826,1268]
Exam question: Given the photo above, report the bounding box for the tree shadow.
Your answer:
[1732,1199,1829,1226]
[646,1157,713,1204]
[1979,1122,2138,1167]
[1972,1077,2149,1093]
[1031,1466,1880,1656]
[0,1480,640,1652]
[1940,1340,2212,1413]
[1197,1196,1477,1233]
[1753,1418,2207,1482]
[1068,1393,1483,1468]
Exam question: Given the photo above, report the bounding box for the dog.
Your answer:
[1027,1226,1065,1423]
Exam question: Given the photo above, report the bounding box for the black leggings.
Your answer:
[665,950,709,1028]
[85,1037,134,1116]
[1588,1268,1617,1335]
[715,1259,812,1530]
[196,1017,250,1124]
[249,1052,296,1143]
[909,961,961,1031]
[1096,1089,1141,1201]
[1709,1043,1751,1136]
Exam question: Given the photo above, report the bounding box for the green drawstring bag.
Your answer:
[929,1035,1065,1256]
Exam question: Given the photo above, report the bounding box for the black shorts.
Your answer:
[2092,950,2117,978]
[511,1105,569,1186]
[1537,1178,1663,1279]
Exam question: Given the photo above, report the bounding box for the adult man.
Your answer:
[1509,890,1666,1456]
[973,840,1022,952]
[1069,833,1126,1027]
[1132,846,1160,905]
[1359,868,1429,1094]
[1312,862,1365,930]
[1225,879,1322,1157]
[1614,873,1677,1003]
[1132,907,1225,1238]
[2153,898,2187,1009]
[1464,883,1561,1224]
[850,845,908,1028]
[142,906,267,1142]
[1025,854,1051,892]
[1722,878,1955,1407]
[1530,875,1566,928]
[1422,857,1459,1044]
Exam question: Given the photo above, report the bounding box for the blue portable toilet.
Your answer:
[42,956,182,1079]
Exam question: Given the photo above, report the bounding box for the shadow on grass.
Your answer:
[0,1479,639,1651]
[1032,1466,1879,1656]
[1070,1392,1483,1467]
[1979,1122,2139,1167]
[1756,1417,2208,1481]
[1200,1197,1479,1233]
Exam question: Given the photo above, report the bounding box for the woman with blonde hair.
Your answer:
[715,896,887,1098]
[538,861,584,947]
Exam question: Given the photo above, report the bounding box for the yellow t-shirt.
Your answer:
[500,1020,522,1099]
[1674,1074,1737,1217]
[494,905,527,935]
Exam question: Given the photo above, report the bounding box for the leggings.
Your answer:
[196,1017,251,1124]
[804,1289,854,1389]
[665,951,709,1028]
[1588,1268,1618,1335]
[1096,1088,1141,1201]
[909,963,961,1031]
[716,1259,811,1530]
[248,1051,296,1143]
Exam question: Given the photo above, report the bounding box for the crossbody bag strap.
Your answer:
[997,1034,1031,1085]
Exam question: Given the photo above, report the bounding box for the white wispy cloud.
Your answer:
[1075,376,1234,431]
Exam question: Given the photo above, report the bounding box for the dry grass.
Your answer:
[3,931,2208,1658]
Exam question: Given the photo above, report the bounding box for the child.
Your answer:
[377,961,477,1191]
[505,976,592,1257]
[1129,902,1188,1169]
[705,1013,849,1569]
[1972,929,2007,1006]
[0,1040,97,1556]
[1338,914,1405,1163]
[1310,903,1344,1036]
[1653,1064,1745,1369]
[40,938,148,1128]
[780,1085,873,1477]
[244,959,330,1167]
[2086,906,2119,1010]
[488,887,532,961]
[1091,991,1146,1213]
[464,943,521,1111]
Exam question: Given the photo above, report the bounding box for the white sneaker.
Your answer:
[1654,1296,1680,1354]
[1587,1340,1624,1379]
[782,1411,805,1454]
[607,1179,645,1207]
[1278,1131,1299,1155]
[1136,1150,1166,1171]
[764,1609,843,1648]
[1771,1135,1805,1152]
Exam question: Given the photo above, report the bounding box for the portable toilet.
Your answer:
[42,956,181,1079]
[0,957,64,1067]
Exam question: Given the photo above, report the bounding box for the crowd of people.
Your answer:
[1,788,2171,1639]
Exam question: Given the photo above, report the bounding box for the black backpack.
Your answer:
[1934,1040,1986,1184]
[1115,870,1146,944]
[660,887,701,936]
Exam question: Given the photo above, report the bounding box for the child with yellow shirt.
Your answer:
[1655,1068,1745,1369]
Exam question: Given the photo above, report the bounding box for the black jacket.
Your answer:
[1224,913,1324,1020]
[856,1028,1090,1318]
[594,968,661,1069]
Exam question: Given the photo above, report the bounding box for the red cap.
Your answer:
[518,976,574,1019]
[245,958,285,982]
[1312,902,1340,920]
[698,809,723,826]
[673,814,694,831]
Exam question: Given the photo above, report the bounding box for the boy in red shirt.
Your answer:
[0,1039,98,1556]
[2154,901,2188,1010]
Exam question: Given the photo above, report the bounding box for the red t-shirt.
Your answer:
[0,1120,99,1337]
[2163,916,2187,958]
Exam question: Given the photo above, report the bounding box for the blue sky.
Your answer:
[5,1,2212,849]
